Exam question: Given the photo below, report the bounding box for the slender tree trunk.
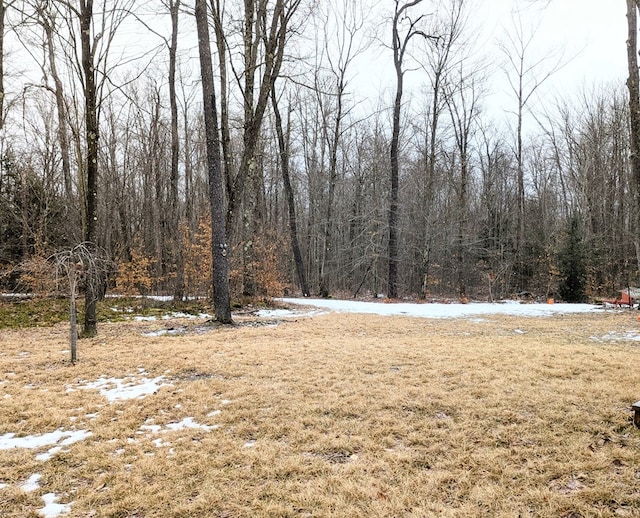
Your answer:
[69,268,78,363]
[627,0,640,271]
[0,1,6,131]
[169,0,183,301]
[388,73,401,299]
[388,0,427,298]
[211,0,233,197]
[195,0,232,323]
[318,78,344,298]
[81,0,98,338]
[271,89,309,296]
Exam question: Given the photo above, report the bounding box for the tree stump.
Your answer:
[633,401,640,428]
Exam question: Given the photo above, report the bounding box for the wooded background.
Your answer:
[0,0,637,308]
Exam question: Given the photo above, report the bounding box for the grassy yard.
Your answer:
[1,307,639,517]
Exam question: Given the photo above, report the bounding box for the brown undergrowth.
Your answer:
[1,309,640,517]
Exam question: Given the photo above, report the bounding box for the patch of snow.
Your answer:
[139,418,217,436]
[221,399,232,405]
[1,429,91,455]
[591,330,640,342]
[279,298,601,319]
[21,473,42,492]
[207,410,221,417]
[36,447,62,462]
[0,483,7,490]
[256,308,326,318]
[0,292,33,298]
[243,440,256,448]
[134,316,157,322]
[146,295,174,302]
[38,493,71,517]
[77,375,172,402]
[165,417,215,432]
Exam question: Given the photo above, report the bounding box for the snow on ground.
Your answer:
[276,297,602,319]
[0,429,91,456]
[38,493,71,518]
[138,417,218,435]
[591,330,640,342]
[254,308,327,318]
[73,371,173,402]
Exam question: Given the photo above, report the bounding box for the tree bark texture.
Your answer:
[271,89,309,296]
[80,0,99,337]
[627,0,640,271]
[195,0,232,323]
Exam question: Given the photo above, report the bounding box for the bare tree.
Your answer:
[271,88,309,296]
[51,243,111,363]
[499,4,563,290]
[417,0,466,297]
[194,0,232,323]
[443,62,484,298]
[315,0,366,297]
[626,0,640,271]
[0,1,15,131]
[388,0,434,299]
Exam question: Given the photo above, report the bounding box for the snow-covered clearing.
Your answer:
[275,297,602,319]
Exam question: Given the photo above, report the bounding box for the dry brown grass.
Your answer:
[1,309,640,517]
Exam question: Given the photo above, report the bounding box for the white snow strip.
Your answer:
[0,429,91,453]
[21,473,42,492]
[255,309,325,318]
[38,493,71,517]
[35,447,62,462]
[77,375,172,402]
[591,330,640,342]
[279,298,601,319]
[164,417,215,432]
[139,417,217,436]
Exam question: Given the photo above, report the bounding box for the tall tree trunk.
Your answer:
[0,1,6,131]
[271,89,309,296]
[388,63,402,299]
[169,0,183,301]
[627,0,640,272]
[211,0,233,196]
[388,0,424,298]
[81,0,99,338]
[195,0,232,323]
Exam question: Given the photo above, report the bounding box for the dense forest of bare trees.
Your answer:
[0,0,638,314]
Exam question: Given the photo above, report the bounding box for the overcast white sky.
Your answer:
[7,0,630,137]
[350,0,630,126]
[487,0,629,108]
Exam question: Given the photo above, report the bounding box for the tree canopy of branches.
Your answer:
[0,0,636,309]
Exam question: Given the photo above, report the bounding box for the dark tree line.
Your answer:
[0,0,638,317]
